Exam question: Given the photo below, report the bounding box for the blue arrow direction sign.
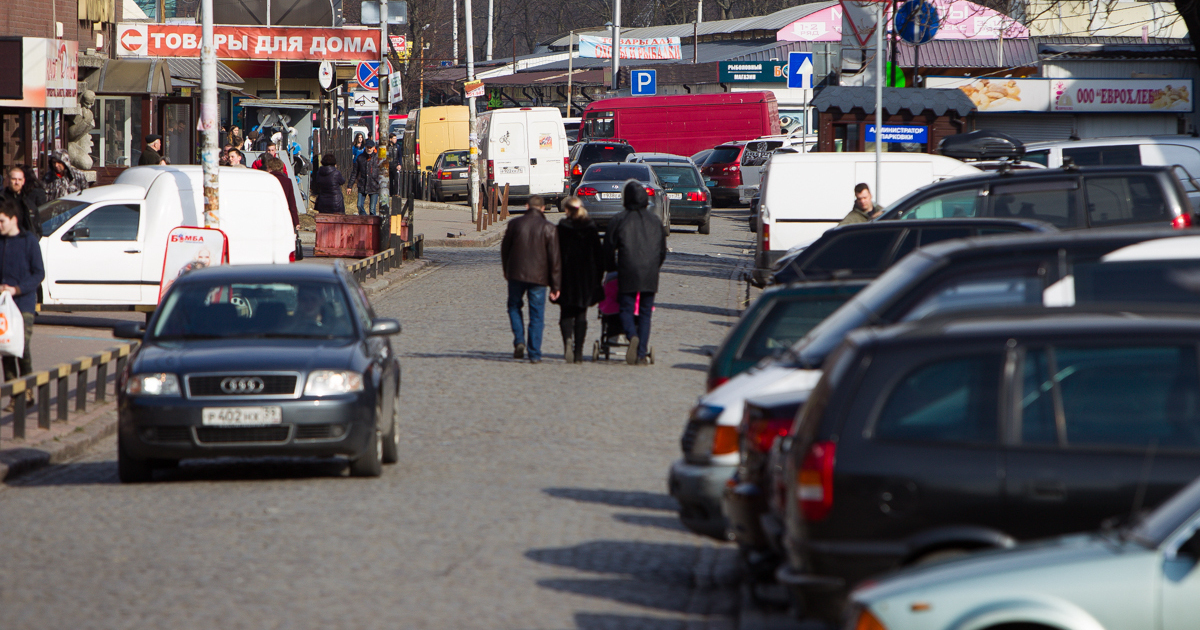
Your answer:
[787,51,814,89]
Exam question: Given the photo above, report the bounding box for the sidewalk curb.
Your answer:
[363,257,434,296]
[423,228,506,248]
[0,405,118,483]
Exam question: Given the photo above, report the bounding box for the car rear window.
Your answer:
[872,354,1003,444]
[1063,145,1142,167]
[1020,346,1200,449]
[441,152,469,167]
[153,281,357,340]
[652,165,702,188]
[1085,175,1170,227]
[736,297,852,363]
[1073,259,1200,305]
[708,146,742,164]
[582,164,650,182]
[579,144,635,163]
[991,179,1079,228]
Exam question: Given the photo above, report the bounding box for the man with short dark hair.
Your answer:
[348,139,381,216]
[0,199,45,409]
[501,195,562,363]
[252,143,288,175]
[838,182,884,225]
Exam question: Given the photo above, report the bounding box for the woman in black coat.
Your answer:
[310,153,346,214]
[555,196,605,363]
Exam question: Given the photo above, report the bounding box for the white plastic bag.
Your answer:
[0,293,25,358]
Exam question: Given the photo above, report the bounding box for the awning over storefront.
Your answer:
[814,86,977,116]
[163,58,245,85]
[84,58,172,95]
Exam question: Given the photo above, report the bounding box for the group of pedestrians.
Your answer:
[501,180,666,365]
[0,166,47,408]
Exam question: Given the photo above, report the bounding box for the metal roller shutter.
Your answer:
[973,114,1078,143]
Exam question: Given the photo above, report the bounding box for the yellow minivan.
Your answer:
[402,106,469,175]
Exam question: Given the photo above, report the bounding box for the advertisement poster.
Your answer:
[578,35,682,60]
[926,77,1051,112]
[1052,79,1193,113]
[778,0,1028,42]
[159,227,229,301]
[116,23,380,61]
[0,38,78,109]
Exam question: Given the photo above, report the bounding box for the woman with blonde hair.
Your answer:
[553,195,604,362]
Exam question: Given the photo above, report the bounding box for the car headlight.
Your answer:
[689,403,724,423]
[304,370,364,396]
[125,373,181,397]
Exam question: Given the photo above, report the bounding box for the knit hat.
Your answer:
[622,179,648,210]
[145,134,162,143]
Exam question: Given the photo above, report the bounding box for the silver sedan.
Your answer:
[574,162,670,235]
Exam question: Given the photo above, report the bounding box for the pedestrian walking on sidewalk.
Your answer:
[555,196,604,363]
[500,195,561,363]
[605,180,666,365]
[348,140,381,216]
[0,199,44,408]
[41,151,88,201]
[266,157,299,230]
[311,153,346,214]
[1,166,46,236]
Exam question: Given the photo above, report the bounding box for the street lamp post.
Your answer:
[466,0,479,221]
[610,0,621,91]
[200,0,218,228]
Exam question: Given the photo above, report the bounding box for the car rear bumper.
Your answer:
[668,458,734,540]
[669,202,709,225]
[723,480,773,549]
[433,179,469,195]
[119,394,376,461]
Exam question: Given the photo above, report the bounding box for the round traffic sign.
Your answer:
[895,0,940,45]
[319,61,334,90]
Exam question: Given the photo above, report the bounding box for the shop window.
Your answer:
[164,103,192,165]
[833,124,859,152]
[89,97,132,168]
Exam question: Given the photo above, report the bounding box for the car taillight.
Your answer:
[289,251,296,263]
[437,170,451,180]
[712,425,739,456]
[1173,213,1194,229]
[706,375,729,392]
[572,164,583,176]
[414,141,420,167]
[576,186,599,196]
[797,441,836,522]
[487,159,495,181]
[645,187,655,196]
[563,157,570,178]
[746,417,792,454]
[687,191,708,202]
[733,169,743,186]
[762,223,770,251]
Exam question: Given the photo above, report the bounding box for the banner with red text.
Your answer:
[1052,79,1193,113]
[116,23,380,61]
[578,35,682,60]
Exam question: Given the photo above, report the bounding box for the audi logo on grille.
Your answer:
[220,377,265,394]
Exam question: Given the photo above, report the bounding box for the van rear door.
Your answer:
[43,202,146,304]
[529,116,564,196]
[493,117,528,191]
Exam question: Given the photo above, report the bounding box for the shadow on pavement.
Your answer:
[670,363,707,373]
[543,487,677,511]
[12,457,350,486]
[405,350,518,363]
[612,512,690,533]
[655,302,740,318]
[538,578,693,614]
[574,612,692,630]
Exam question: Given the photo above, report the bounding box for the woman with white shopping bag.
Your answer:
[0,200,45,410]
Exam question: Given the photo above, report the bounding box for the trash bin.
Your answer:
[314,214,382,258]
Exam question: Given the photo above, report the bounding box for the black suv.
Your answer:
[779,311,1200,620]
[764,218,1055,286]
[568,140,635,194]
[877,164,1196,230]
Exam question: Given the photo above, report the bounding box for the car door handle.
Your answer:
[124,250,141,254]
[1029,481,1067,501]
[530,158,538,165]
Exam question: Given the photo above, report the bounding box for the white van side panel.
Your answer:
[492,118,528,187]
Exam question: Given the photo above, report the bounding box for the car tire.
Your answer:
[698,215,711,235]
[118,435,154,483]
[350,428,384,477]
[381,399,400,465]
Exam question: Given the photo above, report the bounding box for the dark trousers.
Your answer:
[559,305,588,356]
[618,292,655,359]
[2,312,34,383]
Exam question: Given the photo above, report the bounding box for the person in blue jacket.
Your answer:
[0,199,45,408]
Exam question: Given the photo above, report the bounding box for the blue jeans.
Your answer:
[357,192,379,216]
[507,280,547,360]
[618,292,656,359]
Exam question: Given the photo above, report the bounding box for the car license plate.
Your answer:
[705,180,716,187]
[202,406,283,426]
[458,172,467,178]
[599,192,621,200]
[667,193,683,200]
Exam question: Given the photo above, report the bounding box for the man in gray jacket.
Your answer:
[605,180,667,365]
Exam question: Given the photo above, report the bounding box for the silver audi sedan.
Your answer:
[574,162,670,235]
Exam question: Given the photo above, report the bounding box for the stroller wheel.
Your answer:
[648,348,655,365]
[592,340,600,362]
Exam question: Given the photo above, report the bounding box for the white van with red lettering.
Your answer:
[37,165,297,311]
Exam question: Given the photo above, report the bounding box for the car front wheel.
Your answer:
[350,428,383,477]
[117,435,154,483]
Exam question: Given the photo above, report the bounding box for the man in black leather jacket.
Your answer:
[605,180,666,365]
[500,196,562,363]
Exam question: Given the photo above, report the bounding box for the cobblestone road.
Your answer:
[0,208,754,630]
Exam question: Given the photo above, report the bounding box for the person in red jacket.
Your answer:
[266,157,299,230]
[252,143,288,175]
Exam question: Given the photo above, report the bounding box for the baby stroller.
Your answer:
[592,273,654,363]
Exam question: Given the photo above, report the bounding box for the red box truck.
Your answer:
[577,92,781,157]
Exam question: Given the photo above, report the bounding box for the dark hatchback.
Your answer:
[779,312,1200,620]
[701,142,748,206]
[115,263,403,482]
[569,140,636,193]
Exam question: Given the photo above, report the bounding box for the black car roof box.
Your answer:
[939,130,1025,160]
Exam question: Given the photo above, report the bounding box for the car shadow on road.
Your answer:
[542,487,677,511]
[405,350,520,363]
[612,512,690,532]
[670,363,707,373]
[573,612,695,630]
[11,457,350,486]
[655,302,740,318]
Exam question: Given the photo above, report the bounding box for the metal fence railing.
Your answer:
[347,248,404,284]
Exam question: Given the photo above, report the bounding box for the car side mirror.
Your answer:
[62,226,89,242]
[368,318,401,336]
[426,166,434,171]
[113,322,146,339]
[1178,529,1200,559]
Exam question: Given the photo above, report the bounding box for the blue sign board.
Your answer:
[865,125,929,144]
[787,52,813,89]
[895,0,940,45]
[631,69,657,96]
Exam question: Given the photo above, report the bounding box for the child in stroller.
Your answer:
[592,272,654,363]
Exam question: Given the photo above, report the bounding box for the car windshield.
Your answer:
[580,144,635,164]
[652,166,702,189]
[39,198,90,235]
[152,281,357,341]
[736,295,856,363]
[583,164,651,183]
[441,152,469,167]
[708,146,742,164]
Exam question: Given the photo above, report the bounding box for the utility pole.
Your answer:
[466,0,479,221]
[610,0,621,91]
[566,31,575,117]
[200,0,219,228]
[696,0,702,23]
[377,0,390,213]
[486,0,494,61]
[874,0,883,204]
[453,0,459,65]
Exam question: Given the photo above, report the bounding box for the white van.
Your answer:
[756,152,980,274]
[478,107,568,200]
[38,165,296,310]
[1023,136,1200,208]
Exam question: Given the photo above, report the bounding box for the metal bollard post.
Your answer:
[12,387,25,438]
[37,378,50,430]
[96,362,107,403]
[57,373,68,422]
[501,184,510,220]
[75,369,87,412]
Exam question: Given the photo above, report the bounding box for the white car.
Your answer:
[847,475,1200,630]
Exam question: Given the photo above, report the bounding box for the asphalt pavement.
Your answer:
[0,207,757,629]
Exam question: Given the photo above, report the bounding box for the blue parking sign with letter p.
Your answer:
[631,70,656,96]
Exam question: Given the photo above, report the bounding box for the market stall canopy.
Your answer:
[813,86,977,116]
[84,58,172,94]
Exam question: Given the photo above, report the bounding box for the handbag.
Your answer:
[0,292,25,358]
[294,235,304,261]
